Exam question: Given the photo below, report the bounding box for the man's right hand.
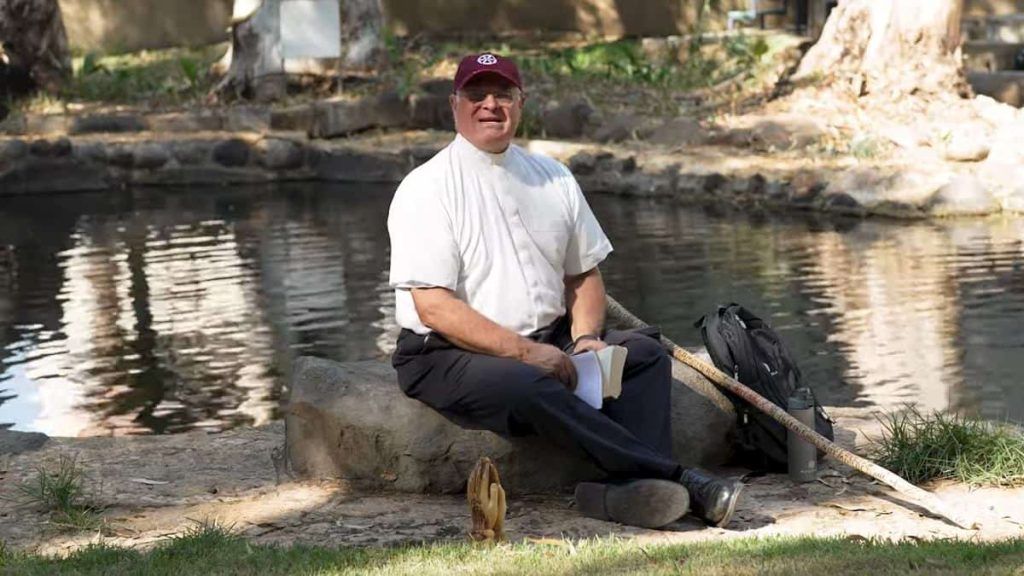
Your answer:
[521,342,577,391]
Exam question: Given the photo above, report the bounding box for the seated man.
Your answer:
[387,52,742,529]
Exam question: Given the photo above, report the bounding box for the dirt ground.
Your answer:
[2,409,1023,557]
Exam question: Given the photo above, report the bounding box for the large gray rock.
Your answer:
[939,125,991,163]
[592,113,644,143]
[0,429,48,455]
[749,114,826,151]
[541,97,598,139]
[641,118,707,147]
[0,139,28,163]
[286,356,734,495]
[132,143,171,170]
[256,137,305,170]
[928,174,1000,216]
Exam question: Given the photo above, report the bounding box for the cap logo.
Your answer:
[476,54,498,65]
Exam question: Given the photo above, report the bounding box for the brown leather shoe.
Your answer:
[575,479,690,529]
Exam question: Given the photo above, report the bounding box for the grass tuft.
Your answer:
[17,453,104,532]
[871,407,1024,486]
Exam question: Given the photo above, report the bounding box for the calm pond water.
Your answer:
[2,183,1024,436]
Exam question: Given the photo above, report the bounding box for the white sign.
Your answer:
[280,0,342,59]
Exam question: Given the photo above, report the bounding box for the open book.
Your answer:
[569,345,628,409]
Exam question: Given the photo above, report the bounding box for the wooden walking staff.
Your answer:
[605,295,978,530]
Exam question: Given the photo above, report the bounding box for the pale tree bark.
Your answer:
[340,0,384,70]
[0,0,71,95]
[213,0,383,101]
[214,0,287,102]
[795,0,968,99]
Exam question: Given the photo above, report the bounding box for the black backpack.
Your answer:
[695,304,834,471]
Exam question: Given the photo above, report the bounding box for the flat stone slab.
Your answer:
[285,356,735,495]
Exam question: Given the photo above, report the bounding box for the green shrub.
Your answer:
[871,407,1024,486]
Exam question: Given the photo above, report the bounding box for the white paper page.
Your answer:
[595,345,627,399]
[569,351,603,409]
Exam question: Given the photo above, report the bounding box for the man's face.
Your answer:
[450,74,524,154]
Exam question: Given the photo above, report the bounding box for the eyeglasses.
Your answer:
[456,87,521,106]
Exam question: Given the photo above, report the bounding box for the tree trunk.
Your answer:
[795,0,968,99]
[215,0,287,102]
[0,0,71,96]
[340,0,384,70]
[213,0,383,101]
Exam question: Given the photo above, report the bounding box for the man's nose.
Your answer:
[480,93,499,109]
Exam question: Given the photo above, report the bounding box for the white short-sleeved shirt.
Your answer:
[388,134,613,335]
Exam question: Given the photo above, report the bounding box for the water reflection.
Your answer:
[594,199,1024,422]
[0,184,397,436]
[2,184,1024,435]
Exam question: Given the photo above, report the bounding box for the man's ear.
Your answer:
[449,94,457,113]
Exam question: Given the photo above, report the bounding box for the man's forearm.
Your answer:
[411,287,531,359]
[565,267,606,341]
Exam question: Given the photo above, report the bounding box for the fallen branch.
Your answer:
[605,295,977,530]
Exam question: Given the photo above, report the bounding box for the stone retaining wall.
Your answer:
[2,90,1023,218]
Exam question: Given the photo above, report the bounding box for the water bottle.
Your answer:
[788,387,817,483]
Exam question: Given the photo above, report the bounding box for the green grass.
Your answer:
[871,408,1024,486]
[10,32,796,118]
[2,524,1023,576]
[16,453,104,532]
[14,44,226,113]
[386,32,800,117]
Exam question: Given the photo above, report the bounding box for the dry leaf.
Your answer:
[129,477,169,485]
[467,457,506,542]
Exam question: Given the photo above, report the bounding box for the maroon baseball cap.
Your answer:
[453,52,523,92]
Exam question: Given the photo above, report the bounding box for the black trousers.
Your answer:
[392,316,683,481]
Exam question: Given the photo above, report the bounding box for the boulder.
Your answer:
[641,118,706,147]
[286,356,734,495]
[0,138,28,163]
[0,429,48,455]
[748,114,826,151]
[939,125,991,163]
[132,143,171,170]
[592,113,644,143]
[985,121,1024,166]
[927,174,1000,217]
[212,138,251,167]
[541,97,598,139]
[256,137,305,170]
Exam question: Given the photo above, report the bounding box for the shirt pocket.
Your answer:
[521,215,570,271]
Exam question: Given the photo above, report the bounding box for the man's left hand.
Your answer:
[572,338,608,354]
